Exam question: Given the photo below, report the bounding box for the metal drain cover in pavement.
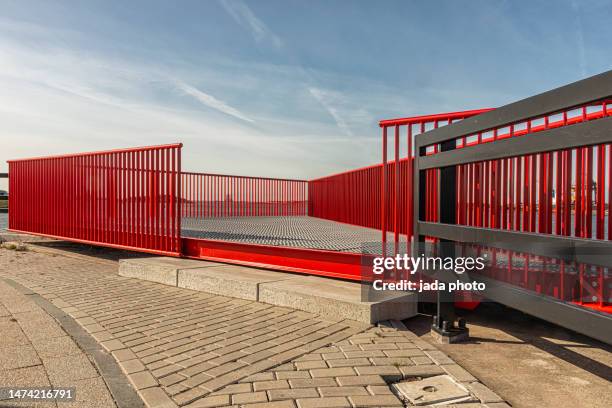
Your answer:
[392,375,472,406]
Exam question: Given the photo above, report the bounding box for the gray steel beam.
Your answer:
[476,276,612,345]
[419,116,612,169]
[416,70,612,147]
[419,221,612,269]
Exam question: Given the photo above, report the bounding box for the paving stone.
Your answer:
[343,350,385,358]
[268,388,319,401]
[399,365,445,378]
[120,358,146,374]
[71,376,120,408]
[112,348,138,362]
[239,372,276,383]
[424,350,454,365]
[294,354,323,362]
[138,386,179,408]
[159,373,185,387]
[335,375,386,387]
[0,344,41,370]
[0,365,51,387]
[310,367,356,378]
[242,401,296,408]
[296,397,350,408]
[43,354,98,385]
[369,357,413,366]
[326,358,371,368]
[100,339,124,352]
[348,394,403,407]
[411,356,434,365]
[467,381,504,403]
[183,394,230,407]
[275,371,311,380]
[359,343,397,351]
[211,383,252,395]
[318,386,369,397]
[295,360,327,370]
[366,385,393,395]
[288,378,338,388]
[173,386,209,406]
[443,364,478,383]
[354,365,401,379]
[383,348,424,357]
[129,370,159,390]
[253,380,290,391]
[83,323,106,334]
[232,391,268,404]
[91,331,115,342]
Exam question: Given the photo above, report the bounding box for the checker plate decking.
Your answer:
[181,216,405,254]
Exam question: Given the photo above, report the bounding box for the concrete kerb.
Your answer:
[118,257,220,286]
[118,257,417,324]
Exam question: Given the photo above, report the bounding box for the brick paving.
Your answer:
[0,241,509,408]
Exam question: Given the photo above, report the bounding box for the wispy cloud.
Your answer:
[308,87,354,137]
[218,0,282,48]
[176,81,254,123]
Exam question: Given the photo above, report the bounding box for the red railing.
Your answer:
[8,144,182,255]
[308,159,411,233]
[309,110,493,239]
[378,109,494,243]
[447,99,612,240]
[181,172,308,218]
[416,91,612,313]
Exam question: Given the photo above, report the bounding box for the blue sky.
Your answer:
[1,0,611,191]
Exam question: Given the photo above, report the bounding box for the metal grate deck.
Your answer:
[181,216,405,253]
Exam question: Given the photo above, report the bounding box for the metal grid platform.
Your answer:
[181,216,405,254]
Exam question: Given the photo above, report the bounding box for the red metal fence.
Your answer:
[309,110,493,240]
[182,172,308,218]
[439,100,612,312]
[434,100,612,240]
[8,144,182,255]
[308,159,411,232]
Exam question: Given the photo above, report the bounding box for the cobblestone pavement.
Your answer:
[0,277,117,407]
[0,242,509,408]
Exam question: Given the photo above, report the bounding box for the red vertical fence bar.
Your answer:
[7,144,182,256]
[181,173,307,218]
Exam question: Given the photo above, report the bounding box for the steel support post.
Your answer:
[431,139,469,343]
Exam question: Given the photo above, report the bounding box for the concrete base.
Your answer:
[178,265,298,301]
[259,276,416,324]
[118,257,417,324]
[118,257,219,286]
[431,326,470,344]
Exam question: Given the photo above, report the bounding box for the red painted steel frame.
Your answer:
[182,237,367,281]
[8,144,183,256]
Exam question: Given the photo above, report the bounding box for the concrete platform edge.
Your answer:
[118,257,417,324]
